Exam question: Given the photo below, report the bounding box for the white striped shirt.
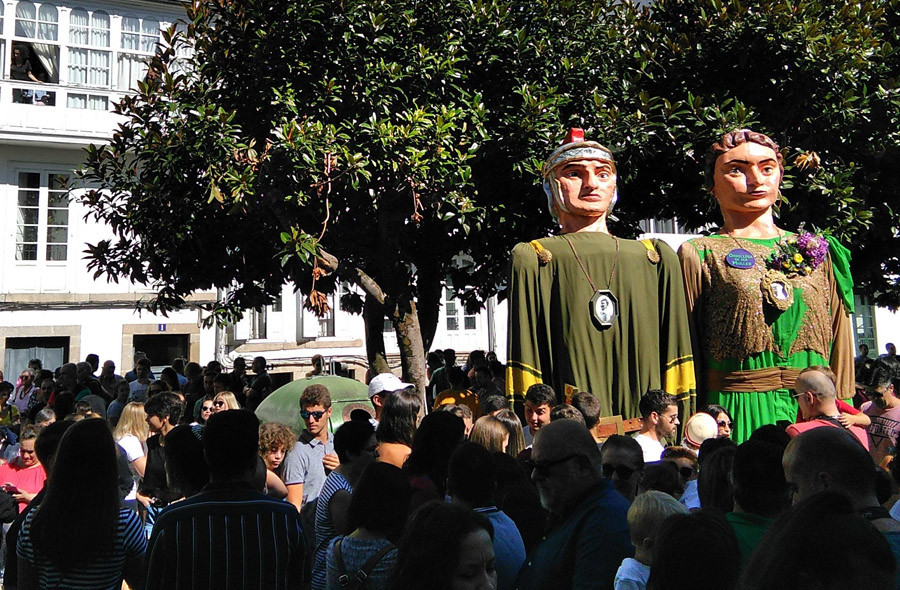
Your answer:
[18,506,146,590]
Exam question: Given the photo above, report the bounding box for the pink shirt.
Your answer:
[0,460,46,511]
[786,419,870,450]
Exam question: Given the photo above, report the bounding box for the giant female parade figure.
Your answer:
[679,130,855,443]
[506,129,696,423]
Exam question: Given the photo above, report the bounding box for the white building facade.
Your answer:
[0,0,218,377]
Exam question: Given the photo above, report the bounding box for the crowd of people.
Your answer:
[0,351,274,588]
[0,346,896,590]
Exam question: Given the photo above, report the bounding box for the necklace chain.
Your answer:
[724,228,785,265]
[723,227,785,241]
[562,234,619,291]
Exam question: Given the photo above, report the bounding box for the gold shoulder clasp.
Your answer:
[530,240,552,265]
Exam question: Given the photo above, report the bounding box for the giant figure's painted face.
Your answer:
[711,141,781,217]
[553,159,617,221]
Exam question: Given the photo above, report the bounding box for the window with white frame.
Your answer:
[318,291,336,338]
[445,283,476,331]
[117,16,159,90]
[121,16,158,52]
[853,295,877,353]
[68,8,110,88]
[248,307,267,340]
[66,92,108,110]
[15,1,57,40]
[13,1,60,83]
[16,172,70,262]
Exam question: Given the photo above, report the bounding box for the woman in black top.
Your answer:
[137,393,184,537]
[11,46,40,104]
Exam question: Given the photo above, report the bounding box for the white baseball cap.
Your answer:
[683,412,719,450]
[368,373,413,398]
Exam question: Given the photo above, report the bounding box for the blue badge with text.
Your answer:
[725,248,756,269]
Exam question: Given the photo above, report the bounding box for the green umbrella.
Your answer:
[255,375,374,436]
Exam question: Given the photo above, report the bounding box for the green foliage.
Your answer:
[77,0,900,342]
[619,0,900,307]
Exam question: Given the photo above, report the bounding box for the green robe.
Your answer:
[679,234,855,443]
[506,232,695,422]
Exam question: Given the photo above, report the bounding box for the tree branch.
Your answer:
[318,248,386,305]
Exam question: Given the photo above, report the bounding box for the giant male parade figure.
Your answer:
[679,130,855,443]
[505,129,696,423]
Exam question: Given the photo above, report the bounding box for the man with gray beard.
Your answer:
[516,420,632,590]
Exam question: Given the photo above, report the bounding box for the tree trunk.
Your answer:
[317,246,426,401]
[363,294,390,375]
[392,294,428,407]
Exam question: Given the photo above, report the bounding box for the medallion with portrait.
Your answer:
[590,290,618,329]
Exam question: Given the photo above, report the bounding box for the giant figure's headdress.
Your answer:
[541,128,617,221]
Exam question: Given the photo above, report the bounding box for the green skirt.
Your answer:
[708,389,799,444]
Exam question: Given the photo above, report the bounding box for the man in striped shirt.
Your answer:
[145,410,305,590]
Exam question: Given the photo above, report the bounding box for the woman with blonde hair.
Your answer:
[113,402,149,511]
[212,391,241,412]
[469,415,509,454]
[495,409,526,458]
[258,421,296,498]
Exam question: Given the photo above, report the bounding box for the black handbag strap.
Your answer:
[332,537,396,588]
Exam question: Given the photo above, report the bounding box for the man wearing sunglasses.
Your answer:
[633,390,680,463]
[516,420,632,590]
[860,360,900,466]
[600,435,644,503]
[283,384,339,513]
[786,368,869,449]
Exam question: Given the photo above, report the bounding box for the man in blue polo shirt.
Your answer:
[283,383,339,512]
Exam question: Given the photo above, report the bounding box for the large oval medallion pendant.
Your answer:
[590,290,618,330]
[761,269,794,311]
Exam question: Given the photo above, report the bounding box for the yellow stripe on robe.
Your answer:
[506,361,542,401]
[664,356,696,399]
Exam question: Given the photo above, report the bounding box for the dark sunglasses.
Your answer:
[213,400,225,407]
[678,466,696,479]
[300,409,327,420]
[602,463,637,480]
[717,420,733,429]
[525,454,583,477]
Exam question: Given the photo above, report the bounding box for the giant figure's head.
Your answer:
[542,128,618,224]
[705,129,784,219]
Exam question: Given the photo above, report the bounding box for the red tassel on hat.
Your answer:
[564,128,584,144]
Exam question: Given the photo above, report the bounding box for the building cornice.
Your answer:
[0,291,216,311]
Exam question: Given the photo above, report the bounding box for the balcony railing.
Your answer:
[0,79,127,144]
